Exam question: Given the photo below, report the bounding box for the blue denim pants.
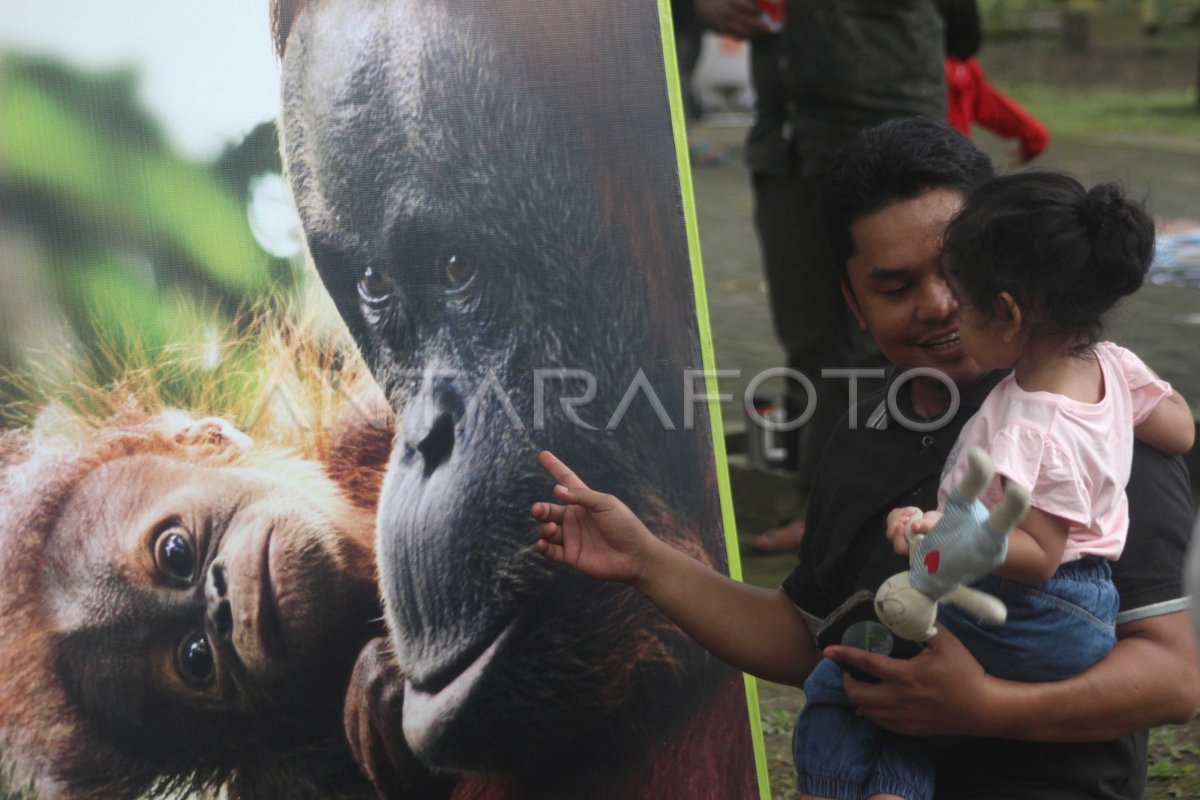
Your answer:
[793,558,1118,800]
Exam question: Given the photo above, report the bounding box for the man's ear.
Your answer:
[996,292,1023,343]
[842,281,868,331]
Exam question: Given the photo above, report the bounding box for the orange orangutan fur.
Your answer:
[0,397,392,798]
[0,298,393,798]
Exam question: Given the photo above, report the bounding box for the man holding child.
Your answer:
[533,118,1199,799]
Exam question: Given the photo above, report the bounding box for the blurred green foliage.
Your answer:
[0,52,291,401]
[3,55,273,291]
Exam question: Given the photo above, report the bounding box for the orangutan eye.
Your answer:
[357,266,395,308]
[154,528,196,583]
[176,630,216,686]
[443,253,476,294]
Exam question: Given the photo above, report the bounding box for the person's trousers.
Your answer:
[752,169,884,486]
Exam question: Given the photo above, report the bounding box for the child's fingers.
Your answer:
[910,511,941,536]
[886,507,919,544]
[910,518,931,535]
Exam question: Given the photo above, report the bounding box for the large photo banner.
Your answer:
[1,1,765,798]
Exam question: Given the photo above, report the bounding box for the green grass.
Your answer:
[1147,723,1200,799]
[1006,82,1200,153]
[756,684,804,800]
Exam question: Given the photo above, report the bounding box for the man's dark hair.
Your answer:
[822,117,994,283]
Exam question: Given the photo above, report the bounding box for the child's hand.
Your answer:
[531,451,657,585]
[910,510,943,537]
[886,507,923,556]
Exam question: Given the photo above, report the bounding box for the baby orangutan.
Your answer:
[0,402,451,799]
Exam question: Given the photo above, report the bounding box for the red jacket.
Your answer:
[945,57,1049,162]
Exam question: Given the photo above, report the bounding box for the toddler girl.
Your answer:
[791,171,1194,800]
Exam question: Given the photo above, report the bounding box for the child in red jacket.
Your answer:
[945,57,1049,163]
[940,0,1049,163]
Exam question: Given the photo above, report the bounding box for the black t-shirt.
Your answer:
[782,370,1194,800]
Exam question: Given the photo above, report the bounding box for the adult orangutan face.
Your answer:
[277,0,733,778]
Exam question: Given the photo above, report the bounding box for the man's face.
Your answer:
[841,188,986,387]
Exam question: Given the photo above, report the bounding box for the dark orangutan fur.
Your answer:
[273,1,758,797]
[0,401,448,799]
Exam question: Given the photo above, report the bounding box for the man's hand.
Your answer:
[831,612,1200,743]
[826,624,995,737]
[695,0,772,39]
[532,450,661,587]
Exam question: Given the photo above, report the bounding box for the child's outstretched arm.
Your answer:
[531,451,821,686]
[1135,390,1195,456]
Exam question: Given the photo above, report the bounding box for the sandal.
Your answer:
[747,517,806,554]
[688,139,730,167]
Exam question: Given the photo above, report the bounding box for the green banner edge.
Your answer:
[656,4,772,797]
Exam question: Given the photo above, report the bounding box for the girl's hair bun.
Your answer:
[1081,183,1130,236]
[944,172,1156,346]
[1079,182,1154,299]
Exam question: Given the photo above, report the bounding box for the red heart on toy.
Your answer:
[924,551,941,575]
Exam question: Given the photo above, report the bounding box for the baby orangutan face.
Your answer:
[42,452,381,764]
